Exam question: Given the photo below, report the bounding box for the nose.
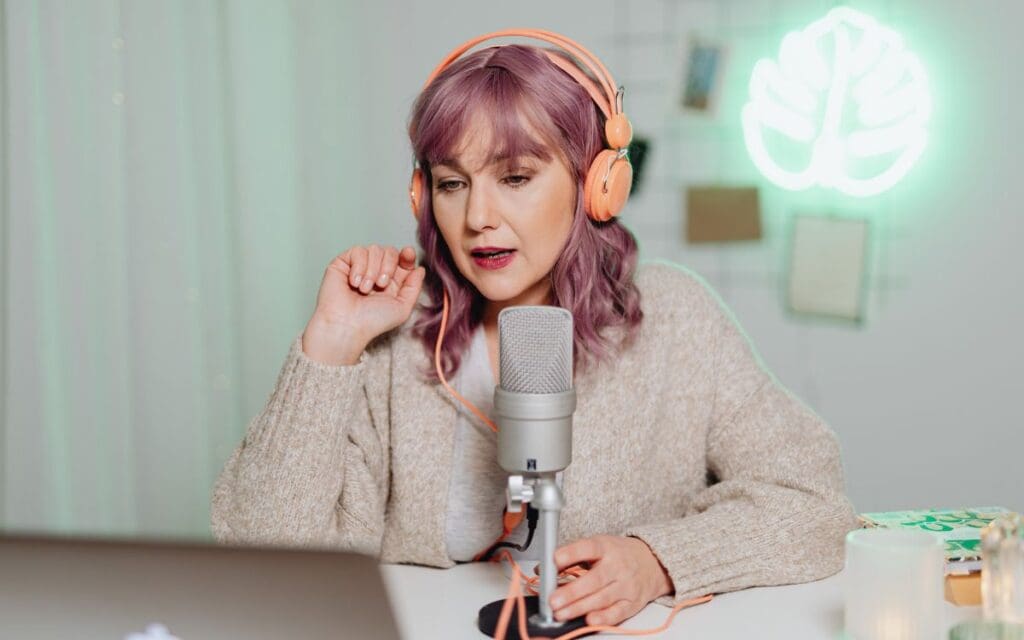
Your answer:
[464,181,501,232]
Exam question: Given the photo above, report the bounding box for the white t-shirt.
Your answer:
[444,326,563,562]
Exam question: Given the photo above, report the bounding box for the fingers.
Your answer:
[390,246,418,290]
[585,599,640,628]
[555,583,622,623]
[359,245,384,293]
[554,537,604,572]
[348,247,368,289]
[550,569,616,622]
[398,245,417,268]
[346,245,419,295]
[376,246,401,290]
[326,251,351,278]
[548,535,652,625]
[396,266,426,307]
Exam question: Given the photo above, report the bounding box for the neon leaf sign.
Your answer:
[741,7,931,197]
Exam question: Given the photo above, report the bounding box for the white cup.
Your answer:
[844,528,946,640]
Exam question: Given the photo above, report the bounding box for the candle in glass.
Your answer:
[845,528,945,640]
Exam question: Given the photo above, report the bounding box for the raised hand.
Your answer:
[302,245,426,365]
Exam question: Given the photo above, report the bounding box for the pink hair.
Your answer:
[408,44,643,380]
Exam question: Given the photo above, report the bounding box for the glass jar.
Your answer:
[982,513,1024,623]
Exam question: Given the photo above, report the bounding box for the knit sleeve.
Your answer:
[210,331,390,556]
[624,285,859,607]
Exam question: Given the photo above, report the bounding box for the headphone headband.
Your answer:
[421,28,622,120]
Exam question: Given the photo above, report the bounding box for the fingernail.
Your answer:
[353,275,362,286]
[378,274,388,285]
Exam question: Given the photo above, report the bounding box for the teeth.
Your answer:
[477,250,511,257]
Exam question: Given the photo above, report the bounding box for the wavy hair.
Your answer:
[408,44,642,381]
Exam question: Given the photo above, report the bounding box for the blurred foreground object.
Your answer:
[844,528,945,640]
[983,513,1024,623]
[948,620,1024,640]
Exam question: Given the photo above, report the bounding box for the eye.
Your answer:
[435,179,463,193]
[503,175,530,189]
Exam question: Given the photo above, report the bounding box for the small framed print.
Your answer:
[786,215,870,323]
[680,38,727,113]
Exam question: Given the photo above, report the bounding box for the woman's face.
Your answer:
[430,115,576,312]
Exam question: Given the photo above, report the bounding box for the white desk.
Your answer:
[382,562,982,639]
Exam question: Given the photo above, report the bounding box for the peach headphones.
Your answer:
[408,28,634,223]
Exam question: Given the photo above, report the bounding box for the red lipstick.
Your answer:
[471,246,516,270]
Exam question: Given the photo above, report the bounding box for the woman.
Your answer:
[211,31,857,628]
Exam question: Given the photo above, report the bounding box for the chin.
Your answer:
[474,282,526,303]
[458,261,546,305]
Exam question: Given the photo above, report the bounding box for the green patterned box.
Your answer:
[858,507,1013,574]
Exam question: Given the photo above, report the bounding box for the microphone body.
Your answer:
[493,304,576,475]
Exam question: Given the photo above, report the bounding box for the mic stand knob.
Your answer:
[505,474,535,513]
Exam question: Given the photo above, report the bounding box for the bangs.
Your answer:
[415,68,558,172]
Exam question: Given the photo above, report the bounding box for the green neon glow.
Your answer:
[741,7,931,197]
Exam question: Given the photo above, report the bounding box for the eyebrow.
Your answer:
[433,151,546,172]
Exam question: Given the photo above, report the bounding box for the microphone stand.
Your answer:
[503,473,565,626]
[527,474,563,627]
[477,473,589,639]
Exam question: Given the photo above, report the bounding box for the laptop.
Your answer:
[0,533,402,639]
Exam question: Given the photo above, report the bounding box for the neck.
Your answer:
[482,284,552,329]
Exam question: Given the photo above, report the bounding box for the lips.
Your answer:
[470,246,516,270]
[470,246,515,258]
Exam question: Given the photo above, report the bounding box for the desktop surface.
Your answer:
[381,560,985,639]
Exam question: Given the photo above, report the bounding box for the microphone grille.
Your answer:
[497,306,573,394]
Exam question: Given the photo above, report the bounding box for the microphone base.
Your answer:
[477,596,593,639]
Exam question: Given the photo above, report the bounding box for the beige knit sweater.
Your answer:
[211,261,858,606]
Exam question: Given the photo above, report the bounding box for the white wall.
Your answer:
[2,0,1019,539]
[356,0,1023,513]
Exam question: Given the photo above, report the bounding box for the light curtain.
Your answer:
[2,0,383,539]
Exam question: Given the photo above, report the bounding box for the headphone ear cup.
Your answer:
[584,150,633,222]
[409,169,424,219]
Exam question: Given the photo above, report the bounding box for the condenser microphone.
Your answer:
[494,306,576,476]
[478,306,587,638]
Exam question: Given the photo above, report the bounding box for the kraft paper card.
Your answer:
[685,186,762,243]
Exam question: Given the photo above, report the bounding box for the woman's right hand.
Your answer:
[302,245,426,365]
